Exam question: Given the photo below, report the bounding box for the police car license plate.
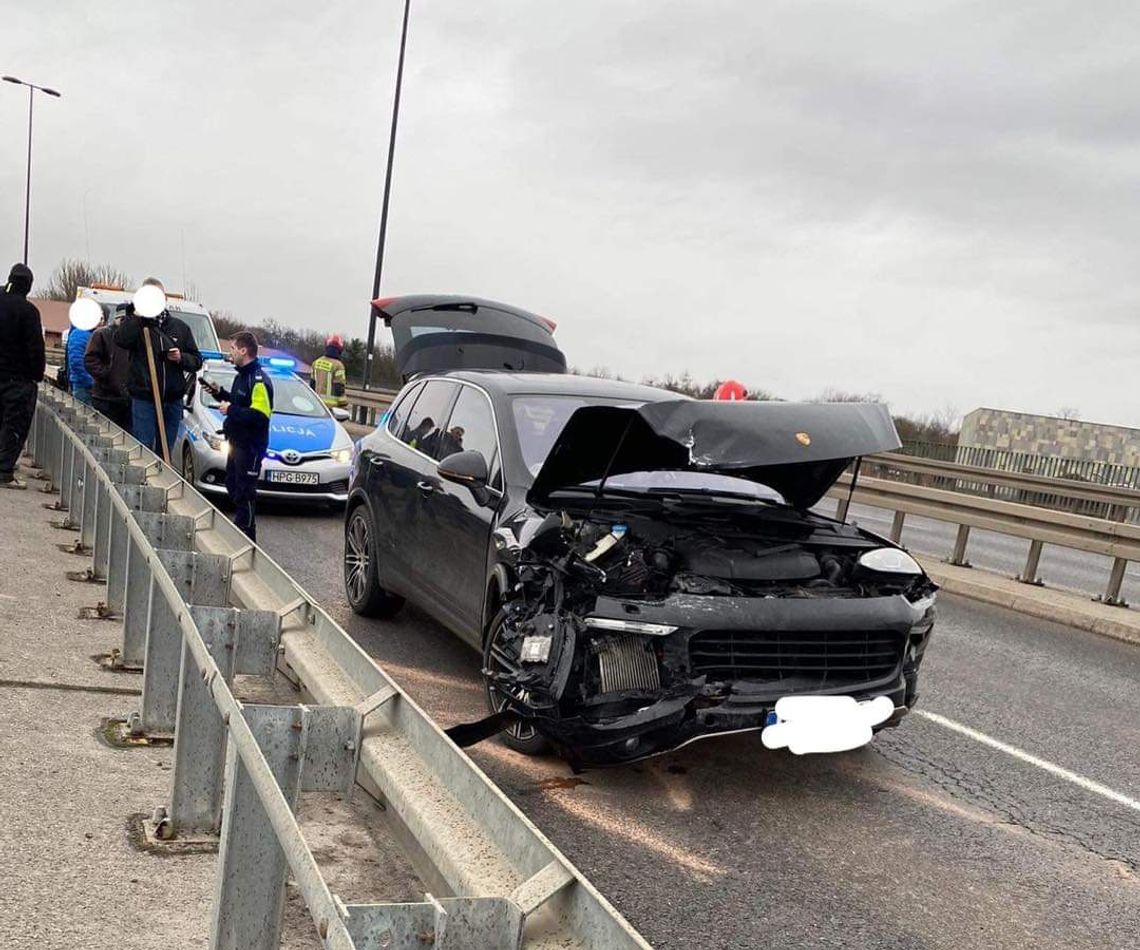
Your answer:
[267,471,319,486]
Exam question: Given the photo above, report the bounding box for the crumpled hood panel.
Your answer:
[527,400,900,510]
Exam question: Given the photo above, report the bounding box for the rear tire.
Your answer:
[343,505,404,618]
[482,609,552,756]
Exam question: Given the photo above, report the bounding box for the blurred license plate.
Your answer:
[267,470,318,485]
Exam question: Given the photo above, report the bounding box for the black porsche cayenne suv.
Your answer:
[344,296,936,765]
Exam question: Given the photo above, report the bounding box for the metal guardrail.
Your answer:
[829,473,1140,605]
[863,452,1140,520]
[29,386,651,950]
[345,386,397,427]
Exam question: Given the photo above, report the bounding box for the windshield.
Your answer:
[513,394,638,476]
[200,371,329,419]
[171,310,221,354]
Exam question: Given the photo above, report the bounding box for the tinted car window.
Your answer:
[439,385,498,464]
[386,383,421,438]
[512,395,638,476]
[400,381,458,457]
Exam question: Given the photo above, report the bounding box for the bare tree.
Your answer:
[810,387,888,405]
[39,258,132,301]
[1057,406,1081,421]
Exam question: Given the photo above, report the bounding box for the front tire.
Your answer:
[181,446,197,487]
[482,609,552,755]
[343,505,404,618]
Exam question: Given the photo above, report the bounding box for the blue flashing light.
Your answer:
[266,357,296,371]
[200,349,225,360]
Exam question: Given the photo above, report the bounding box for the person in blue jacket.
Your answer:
[66,320,96,405]
[201,330,274,541]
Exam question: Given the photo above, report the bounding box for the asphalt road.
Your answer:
[258,504,1140,950]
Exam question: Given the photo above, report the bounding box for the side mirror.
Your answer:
[331,407,351,422]
[438,449,492,505]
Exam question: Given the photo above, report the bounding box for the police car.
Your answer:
[175,357,354,505]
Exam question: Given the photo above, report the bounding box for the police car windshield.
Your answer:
[200,371,329,419]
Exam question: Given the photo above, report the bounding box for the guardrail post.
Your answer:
[211,704,359,950]
[107,484,169,615]
[1019,540,1044,585]
[949,524,972,567]
[141,551,231,734]
[889,511,906,544]
[89,450,131,581]
[168,606,280,836]
[1102,557,1128,607]
[834,496,851,522]
[118,513,197,669]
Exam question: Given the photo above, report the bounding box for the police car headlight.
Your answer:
[332,448,352,464]
[204,433,229,455]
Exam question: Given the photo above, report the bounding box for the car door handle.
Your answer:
[416,480,436,495]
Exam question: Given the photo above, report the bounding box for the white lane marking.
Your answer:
[915,709,1140,815]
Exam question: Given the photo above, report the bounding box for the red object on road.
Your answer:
[713,379,748,401]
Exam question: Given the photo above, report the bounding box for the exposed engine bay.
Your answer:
[483,502,938,766]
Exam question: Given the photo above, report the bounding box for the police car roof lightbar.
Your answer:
[267,357,296,370]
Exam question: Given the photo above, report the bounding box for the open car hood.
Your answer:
[372,295,567,381]
[527,400,901,511]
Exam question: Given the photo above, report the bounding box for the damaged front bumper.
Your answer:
[497,592,935,766]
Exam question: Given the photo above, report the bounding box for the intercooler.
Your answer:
[595,636,662,694]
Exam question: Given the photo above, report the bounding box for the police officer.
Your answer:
[310,334,348,409]
[202,331,274,541]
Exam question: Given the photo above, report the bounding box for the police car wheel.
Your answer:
[181,447,196,486]
[344,506,404,618]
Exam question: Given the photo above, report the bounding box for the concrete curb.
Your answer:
[917,557,1140,647]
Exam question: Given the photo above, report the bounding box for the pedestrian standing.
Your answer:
[66,319,95,405]
[0,263,46,489]
[201,331,274,541]
[84,308,133,432]
[113,278,202,457]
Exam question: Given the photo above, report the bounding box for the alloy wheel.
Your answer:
[344,511,371,606]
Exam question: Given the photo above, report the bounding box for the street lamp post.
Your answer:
[363,0,412,390]
[3,76,61,265]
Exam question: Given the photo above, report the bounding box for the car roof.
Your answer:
[438,370,682,402]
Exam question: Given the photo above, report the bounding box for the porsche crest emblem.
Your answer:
[795,432,812,447]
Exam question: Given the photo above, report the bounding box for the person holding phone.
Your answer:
[113,277,202,455]
[201,331,274,541]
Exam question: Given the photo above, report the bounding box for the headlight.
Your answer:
[585,617,678,636]
[204,433,229,455]
[332,448,352,464]
[857,548,922,575]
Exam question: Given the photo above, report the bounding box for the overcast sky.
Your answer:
[3,1,1138,425]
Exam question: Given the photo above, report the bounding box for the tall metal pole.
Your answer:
[23,87,33,265]
[3,76,61,266]
[364,0,412,390]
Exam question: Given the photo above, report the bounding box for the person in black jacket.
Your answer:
[84,310,133,433]
[0,263,45,488]
[201,331,274,541]
[112,278,202,458]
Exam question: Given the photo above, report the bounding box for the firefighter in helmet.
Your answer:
[311,334,348,409]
